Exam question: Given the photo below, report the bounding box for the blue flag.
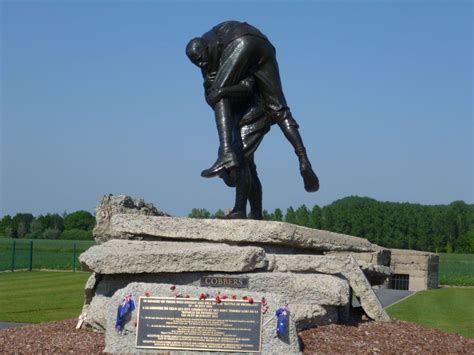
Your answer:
[115,292,136,331]
[275,305,289,337]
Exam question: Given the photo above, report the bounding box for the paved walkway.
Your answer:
[0,322,30,330]
[353,288,414,308]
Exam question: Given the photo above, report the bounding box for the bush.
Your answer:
[64,211,95,231]
[60,229,93,240]
[41,228,61,240]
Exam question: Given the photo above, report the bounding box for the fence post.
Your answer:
[11,240,16,272]
[72,243,77,272]
[29,240,33,271]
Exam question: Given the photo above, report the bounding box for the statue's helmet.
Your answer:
[186,37,209,68]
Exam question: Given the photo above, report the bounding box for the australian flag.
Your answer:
[275,305,289,337]
[115,292,136,331]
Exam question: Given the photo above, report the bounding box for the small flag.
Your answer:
[115,292,136,331]
[275,304,289,337]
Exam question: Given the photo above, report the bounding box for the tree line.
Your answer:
[0,210,95,240]
[189,196,474,253]
[2,196,472,252]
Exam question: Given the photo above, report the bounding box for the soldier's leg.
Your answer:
[201,98,240,177]
[248,157,263,220]
[255,43,319,192]
[202,37,261,178]
[224,165,249,219]
[277,113,319,192]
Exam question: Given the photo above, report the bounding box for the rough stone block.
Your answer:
[79,240,267,274]
[92,194,376,252]
[94,194,170,241]
[328,249,391,266]
[267,254,389,321]
[83,272,348,335]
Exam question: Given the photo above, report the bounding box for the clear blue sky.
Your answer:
[1,1,472,217]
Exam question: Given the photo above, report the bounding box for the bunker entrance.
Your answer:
[390,274,410,290]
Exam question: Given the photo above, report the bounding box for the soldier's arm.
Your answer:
[206,76,255,106]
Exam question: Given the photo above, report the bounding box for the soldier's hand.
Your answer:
[206,88,223,107]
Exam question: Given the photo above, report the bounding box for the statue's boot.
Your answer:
[248,163,263,220]
[221,165,248,219]
[201,99,239,178]
[297,148,320,192]
[222,210,247,219]
[278,114,320,192]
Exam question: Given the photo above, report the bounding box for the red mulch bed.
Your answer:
[300,320,474,354]
[1,319,473,354]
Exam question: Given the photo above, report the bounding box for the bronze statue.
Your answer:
[186,21,319,219]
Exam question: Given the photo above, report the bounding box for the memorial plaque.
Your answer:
[200,276,249,288]
[136,297,262,352]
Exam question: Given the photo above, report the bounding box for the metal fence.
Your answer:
[0,239,95,272]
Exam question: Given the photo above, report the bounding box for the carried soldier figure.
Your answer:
[186,20,320,218]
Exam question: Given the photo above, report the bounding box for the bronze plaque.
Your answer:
[200,276,249,288]
[136,297,262,352]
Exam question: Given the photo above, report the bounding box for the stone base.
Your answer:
[102,283,306,354]
[83,271,349,333]
[81,194,393,354]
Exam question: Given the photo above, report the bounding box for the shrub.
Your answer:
[60,229,93,240]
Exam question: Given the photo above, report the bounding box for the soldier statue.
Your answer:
[186,20,319,219]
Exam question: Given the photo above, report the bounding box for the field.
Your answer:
[387,288,474,339]
[0,239,95,271]
[0,272,91,323]
[439,253,474,286]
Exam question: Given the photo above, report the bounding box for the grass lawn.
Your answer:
[439,253,474,286]
[0,271,91,323]
[387,288,474,339]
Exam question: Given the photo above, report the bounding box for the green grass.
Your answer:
[0,239,95,271]
[439,253,474,286]
[387,288,474,339]
[0,271,91,323]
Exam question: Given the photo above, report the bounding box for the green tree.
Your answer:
[285,207,296,224]
[40,214,65,231]
[11,213,34,238]
[0,215,13,236]
[188,208,211,219]
[309,205,322,229]
[41,227,61,240]
[262,210,272,220]
[28,219,44,239]
[273,208,283,222]
[212,209,225,219]
[64,211,94,231]
[295,205,310,227]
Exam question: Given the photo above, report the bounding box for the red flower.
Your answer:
[231,294,237,300]
[199,293,207,300]
[261,297,267,305]
[221,294,228,299]
[242,296,248,300]
[247,297,254,304]
[170,284,176,291]
[215,295,222,304]
[144,292,151,297]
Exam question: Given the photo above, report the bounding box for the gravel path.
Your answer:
[1,319,473,354]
